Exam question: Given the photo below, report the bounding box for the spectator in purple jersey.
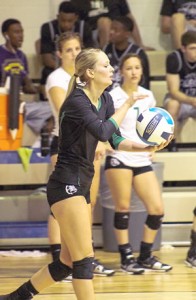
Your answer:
[0,19,37,94]
[0,19,53,140]
[164,30,196,151]
[160,0,196,48]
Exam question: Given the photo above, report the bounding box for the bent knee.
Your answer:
[48,259,72,281]
[73,257,94,280]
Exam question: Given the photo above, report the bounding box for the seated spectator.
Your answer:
[71,0,154,49]
[0,18,53,148]
[40,1,94,99]
[160,0,196,48]
[103,16,150,90]
[160,0,176,34]
[163,30,196,151]
[0,19,38,94]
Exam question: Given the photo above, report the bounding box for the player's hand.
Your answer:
[94,142,106,160]
[127,93,149,107]
[148,135,174,152]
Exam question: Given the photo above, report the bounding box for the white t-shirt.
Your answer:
[45,67,71,136]
[109,85,156,167]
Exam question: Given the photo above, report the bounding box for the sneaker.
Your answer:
[92,259,115,276]
[185,255,196,269]
[121,256,145,275]
[61,274,73,283]
[137,256,172,272]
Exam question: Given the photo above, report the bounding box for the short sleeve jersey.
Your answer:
[160,0,196,20]
[50,88,125,184]
[103,42,150,89]
[0,45,28,87]
[166,49,196,97]
[40,19,94,56]
[45,67,71,136]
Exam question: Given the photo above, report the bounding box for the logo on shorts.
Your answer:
[110,158,120,167]
[65,185,78,195]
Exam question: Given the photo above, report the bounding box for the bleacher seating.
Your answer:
[146,51,196,143]
[146,50,196,245]
[27,54,42,82]
[150,80,167,107]
[146,50,168,80]
[155,151,196,245]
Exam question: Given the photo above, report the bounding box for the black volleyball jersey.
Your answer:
[160,0,196,20]
[51,88,124,185]
[103,42,150,89]
[166,49,196,96]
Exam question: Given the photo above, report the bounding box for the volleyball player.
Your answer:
[46,32,114,277]
[0,48,171,300]
[105,54,172,274]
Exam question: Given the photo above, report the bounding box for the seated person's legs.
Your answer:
[97,17,112,48]
[164,95,181,151]
[164,96,181,134]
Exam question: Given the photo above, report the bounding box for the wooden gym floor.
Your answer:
[0,247,195,300]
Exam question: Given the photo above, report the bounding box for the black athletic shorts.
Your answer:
[47,177,91,207]
[50,135,58,156]
[104,156,153,176]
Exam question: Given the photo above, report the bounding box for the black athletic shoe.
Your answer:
[137,256,172,272]
[185,253,196,268]
[92,259,115,276]
[121,255,144,275]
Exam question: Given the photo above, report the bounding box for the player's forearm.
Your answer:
[111,101,131,127]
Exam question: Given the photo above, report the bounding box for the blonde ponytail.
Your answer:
[65,74,77,100]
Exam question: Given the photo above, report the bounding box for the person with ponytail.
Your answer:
[46,32,115,278]
[0,48,172,300]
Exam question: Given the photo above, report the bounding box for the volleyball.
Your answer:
[136,107,174,145]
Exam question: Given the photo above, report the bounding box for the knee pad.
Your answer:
[114,212,130,230]
[48,259,72,282]
[73,257,94,280]
[145,214,164,230]
[193,207,196,216]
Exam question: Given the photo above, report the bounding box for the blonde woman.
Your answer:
[46,32,114,277]
[0,49,171,300]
